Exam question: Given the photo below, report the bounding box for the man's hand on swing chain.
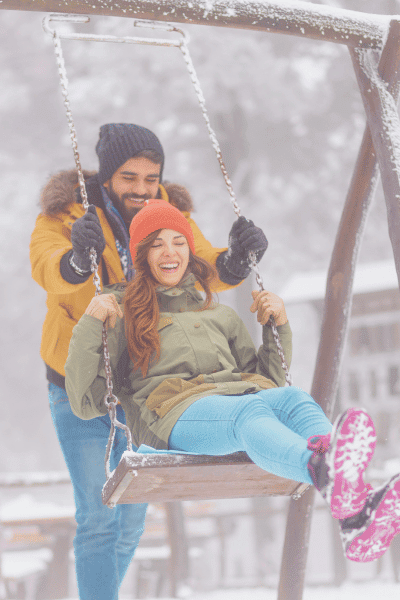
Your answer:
[71,205,106,273]
[250,290,288,326]
[223,216,268,279]
[85,294,123,329]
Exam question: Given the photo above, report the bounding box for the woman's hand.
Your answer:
[250,290,288,326]
[85,294,123,329]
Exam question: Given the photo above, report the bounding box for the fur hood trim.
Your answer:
[40,170,194,216]
[40,170,96,216]
[163,182,194,213]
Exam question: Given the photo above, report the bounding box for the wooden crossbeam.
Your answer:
[0,0,390,49]
[101,452,308,507]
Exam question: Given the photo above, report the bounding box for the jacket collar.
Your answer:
[156,273,204,312]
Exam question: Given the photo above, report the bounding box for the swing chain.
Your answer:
[179,42,241,219]
[249,252,293,386]
[50,25,131,478]
[102,323,134,479]
[179,35,293,387]
[102,326,133,479]
[52,31,89,213]
[52,28,103,297]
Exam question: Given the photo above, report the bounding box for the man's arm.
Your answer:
[30,206,106,293]
[30,213,91,295]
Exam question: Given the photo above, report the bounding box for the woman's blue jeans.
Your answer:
[169,387,332,484]
[48,383,147,600]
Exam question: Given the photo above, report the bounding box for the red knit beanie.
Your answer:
[129,199,196,264]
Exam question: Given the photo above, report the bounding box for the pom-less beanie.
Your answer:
[129,199,196,264]
[96,123,165,184]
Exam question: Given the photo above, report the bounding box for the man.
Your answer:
[30,123,268,600]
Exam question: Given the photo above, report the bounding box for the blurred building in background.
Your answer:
[281,259,400,466]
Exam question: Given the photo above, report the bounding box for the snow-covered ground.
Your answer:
[185,583,399,600]
[51,580,400,600]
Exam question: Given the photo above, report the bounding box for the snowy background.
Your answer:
[0,0,398,472]
[1,0,400,597]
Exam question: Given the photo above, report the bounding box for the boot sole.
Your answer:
[346,474,400,562]
[327,408,376,519]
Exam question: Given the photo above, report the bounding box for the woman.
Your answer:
[66,199,400,564]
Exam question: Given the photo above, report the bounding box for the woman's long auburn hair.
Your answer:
[123,229,217,377]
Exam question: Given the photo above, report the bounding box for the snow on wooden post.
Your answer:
[0,0,389,49]
[351,23,400,292]
[278,19,400,600]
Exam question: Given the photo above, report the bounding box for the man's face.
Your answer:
[103,156,161,227]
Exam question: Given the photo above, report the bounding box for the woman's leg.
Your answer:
[169,388,331,484]
[256,386,332,441]
[340,473,400,562]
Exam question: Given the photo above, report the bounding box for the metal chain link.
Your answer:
[50,28,133,480]
[249,254,293,386]
[179,42,241,219]
[102,325,133,478]
[52,31,90,213]
[179,37,293,386]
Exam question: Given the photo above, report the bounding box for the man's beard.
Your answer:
[107,183,151,227]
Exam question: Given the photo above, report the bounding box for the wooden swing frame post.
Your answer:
[3,1,400,599]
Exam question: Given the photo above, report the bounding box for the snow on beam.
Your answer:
[0,0,391,50]
[351,27,400,294]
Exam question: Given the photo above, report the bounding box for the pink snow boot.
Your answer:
[307,408,376,519]
[340,473,400,562]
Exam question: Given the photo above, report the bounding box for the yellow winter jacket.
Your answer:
[30,171,234,378]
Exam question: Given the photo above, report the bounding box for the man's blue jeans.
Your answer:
[170,387,332,484]
[48,383,147,600]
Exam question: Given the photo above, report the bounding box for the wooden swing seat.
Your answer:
[102,451,309,507]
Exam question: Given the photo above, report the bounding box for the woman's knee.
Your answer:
[257,386,318,409]
[232,394,275,429]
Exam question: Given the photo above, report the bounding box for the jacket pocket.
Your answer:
[240,372,277,390]
[146,376,217,417]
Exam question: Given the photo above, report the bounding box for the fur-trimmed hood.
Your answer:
[39,170,96,216]
[39,169,194,217]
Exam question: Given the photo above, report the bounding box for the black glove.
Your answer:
[70,205,106,272]
[222,216,268,279]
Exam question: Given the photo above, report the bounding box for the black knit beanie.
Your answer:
[96,123,165,184]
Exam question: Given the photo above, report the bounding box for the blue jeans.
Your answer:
[169,387,332,484]
[48,383,147,600]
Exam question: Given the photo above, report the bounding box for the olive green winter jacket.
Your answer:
[65,274,292,450]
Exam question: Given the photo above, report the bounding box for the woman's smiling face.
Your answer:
[147,229,190,287]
